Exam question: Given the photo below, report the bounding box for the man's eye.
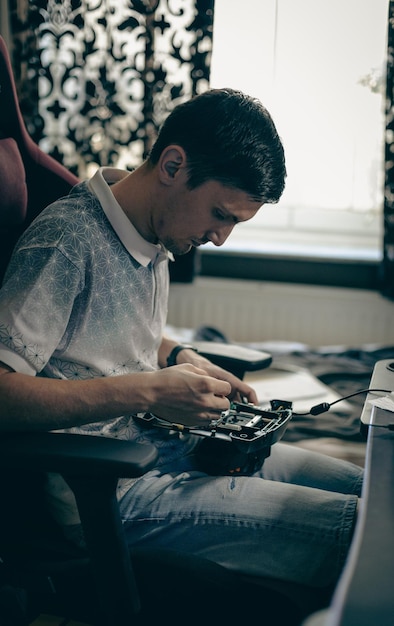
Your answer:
[214,209,226,221]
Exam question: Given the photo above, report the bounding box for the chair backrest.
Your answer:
[0,35,79,283]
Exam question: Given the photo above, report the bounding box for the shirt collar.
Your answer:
[88,166,172,267]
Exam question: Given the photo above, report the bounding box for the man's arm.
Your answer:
[0,360,233,432]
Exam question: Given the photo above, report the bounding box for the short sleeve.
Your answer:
[0,246,83,374]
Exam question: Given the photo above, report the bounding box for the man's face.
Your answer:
[154,177,263,256]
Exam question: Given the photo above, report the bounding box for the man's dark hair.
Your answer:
[148,88,286,203]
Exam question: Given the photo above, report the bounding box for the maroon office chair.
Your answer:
[0,36,79,283]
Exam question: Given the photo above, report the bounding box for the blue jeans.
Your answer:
[119,441,362,588]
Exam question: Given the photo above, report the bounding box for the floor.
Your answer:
[30,616,91,626]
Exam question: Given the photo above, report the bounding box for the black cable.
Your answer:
[292,388,392,417]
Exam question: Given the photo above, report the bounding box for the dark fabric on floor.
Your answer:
[269,344,394,443]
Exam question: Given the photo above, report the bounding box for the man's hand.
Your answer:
[145,363,232,427]
[175,348,258,404]
[161,346,258,412]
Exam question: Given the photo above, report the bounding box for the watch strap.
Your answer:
[166,344,198,367]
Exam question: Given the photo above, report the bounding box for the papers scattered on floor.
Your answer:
[245,365,352,414]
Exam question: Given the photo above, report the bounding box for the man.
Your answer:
[0,88,362,589]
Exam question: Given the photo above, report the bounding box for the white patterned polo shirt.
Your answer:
[0,167,196,524]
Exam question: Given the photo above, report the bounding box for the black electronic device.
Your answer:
[136,399,293,475]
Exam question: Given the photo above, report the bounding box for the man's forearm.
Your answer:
[0,367,152,432]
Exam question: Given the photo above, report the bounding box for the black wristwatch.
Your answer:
[166,344,199,367]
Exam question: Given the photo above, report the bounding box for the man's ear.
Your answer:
[159,145,187,184]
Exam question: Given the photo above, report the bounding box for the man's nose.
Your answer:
[208,224,235,247]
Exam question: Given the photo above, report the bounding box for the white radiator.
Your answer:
[167,278,394,347]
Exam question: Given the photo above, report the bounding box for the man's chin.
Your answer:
[168,243,193,256]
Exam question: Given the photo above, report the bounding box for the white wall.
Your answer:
[168,278,394,347]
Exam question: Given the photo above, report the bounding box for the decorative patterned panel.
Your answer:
[9,0,214,177]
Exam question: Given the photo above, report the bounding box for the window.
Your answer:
[208,0,388,262]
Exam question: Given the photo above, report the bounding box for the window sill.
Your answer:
[199,241,382,290]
